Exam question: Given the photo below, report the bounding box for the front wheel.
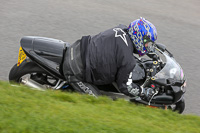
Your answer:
[173,98,185,114]
[168,98,185,114]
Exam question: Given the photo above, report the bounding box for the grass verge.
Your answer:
[0,81,199,133]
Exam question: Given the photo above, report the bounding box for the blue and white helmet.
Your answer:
[128,17,157,56]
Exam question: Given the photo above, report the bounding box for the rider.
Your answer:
[63,17,157,98]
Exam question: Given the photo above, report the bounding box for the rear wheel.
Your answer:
[9,59,58,89]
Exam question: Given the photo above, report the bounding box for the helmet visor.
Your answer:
[143,35,155,53]
[145,41,155,53]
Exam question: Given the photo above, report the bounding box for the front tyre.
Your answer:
[174,98,185,114]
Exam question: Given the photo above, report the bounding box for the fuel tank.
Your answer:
[132,63,146,83]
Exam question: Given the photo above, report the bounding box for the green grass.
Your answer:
[0,81,199,133]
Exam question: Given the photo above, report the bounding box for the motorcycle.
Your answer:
[9,36,187,114]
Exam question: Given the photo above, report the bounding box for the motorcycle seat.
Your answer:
[20,36,70,79]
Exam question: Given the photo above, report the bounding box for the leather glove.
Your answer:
[142,87,155,101]
[121,83,141,97]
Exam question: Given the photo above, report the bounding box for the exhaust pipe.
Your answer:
[21,77,46,91]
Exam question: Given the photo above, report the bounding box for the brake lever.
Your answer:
[148,90,158,105]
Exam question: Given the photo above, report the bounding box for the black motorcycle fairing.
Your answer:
[20,36,68,79]
[150,78,184,103]
[151,93,173,104]
[171,86,184,103]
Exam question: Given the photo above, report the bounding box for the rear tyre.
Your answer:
[9,59,57,86]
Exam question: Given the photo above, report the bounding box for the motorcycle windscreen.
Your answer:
[154,52,185,81]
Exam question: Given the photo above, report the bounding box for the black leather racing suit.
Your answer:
[63,24,140,97]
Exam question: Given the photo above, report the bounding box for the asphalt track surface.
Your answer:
[0,0,200,116]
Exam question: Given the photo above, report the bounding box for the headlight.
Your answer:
[181,81,186,92]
